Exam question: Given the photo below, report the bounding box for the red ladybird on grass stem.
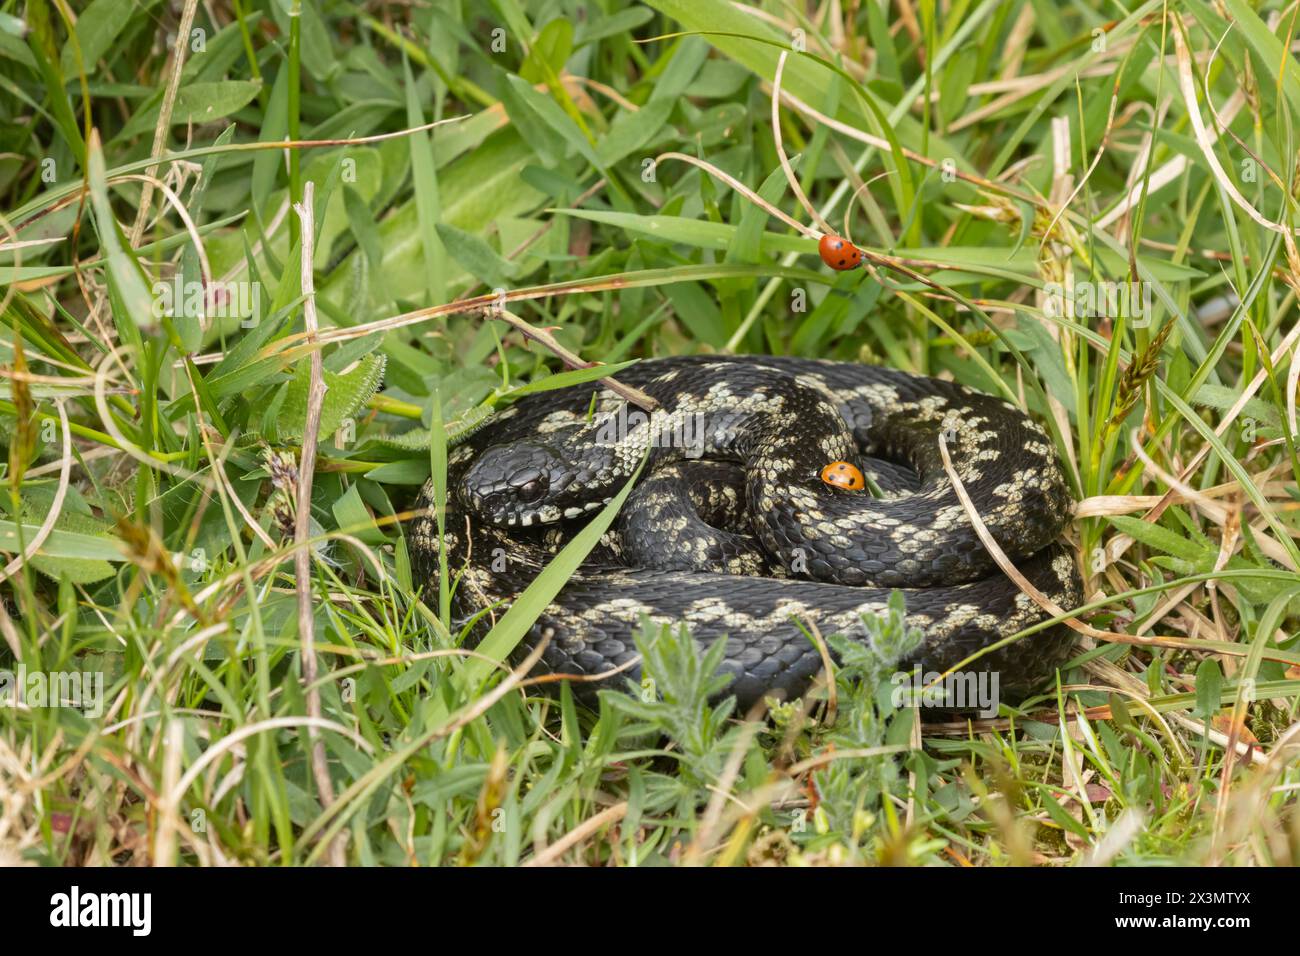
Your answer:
[818,234,863,271]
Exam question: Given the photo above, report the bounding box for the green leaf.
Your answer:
[520,18,573,84]
[173,81,265,124]
[25,507,119,583]
[343,185,386,302]
[277,353,386,441]
[1219,0,1300,120]
[1194,659,1222,719]
[118,80,262,140]
[507,360,639,398]
[60,0,152,76]
[1108,515,1208,563]
[555,208,807,255]
[1041,789,1091,839]
[1155,377,1300,569]
[363,459,430,485]
[720,163,793,299]
[504,74,602,170]
[434,223,514,289]
[595,99,674,167]
[576,7,654,46]
[0,518,122,565]
[1192,383,1280,425]
[0,12,30,40]
[403,52,446,305]
[252,65,290,211]
[332,484,386,545]
[86,133,154,336]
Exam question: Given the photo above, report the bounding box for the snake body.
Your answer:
[411,356,1082,708]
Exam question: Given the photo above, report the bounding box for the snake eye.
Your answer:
[516,476,547,503]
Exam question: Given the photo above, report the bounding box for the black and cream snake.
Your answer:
[411,355,1082,708]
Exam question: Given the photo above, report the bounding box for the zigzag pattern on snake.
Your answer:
[410,355,1083,709]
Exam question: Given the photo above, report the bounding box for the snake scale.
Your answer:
[411,355,1083,708]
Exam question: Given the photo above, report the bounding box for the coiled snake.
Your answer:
[411,356,1082,708]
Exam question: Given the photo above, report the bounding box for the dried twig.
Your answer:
[771,52,831,236]
[934,433,1250,662]
[129,0,199,247]
[1173,22,1300,240]
[654,152,819,239]
[153,720,184,866]
[525,802,628,867]
[292,182,345,866]
[0,401,70,597]
[494,308,658,412]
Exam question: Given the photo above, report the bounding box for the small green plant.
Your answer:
[601,620,743,792]
[794,594,926,860]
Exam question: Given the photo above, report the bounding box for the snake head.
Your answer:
[458,441,599,526]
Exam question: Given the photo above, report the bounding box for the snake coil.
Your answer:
[412,356,1082,708]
